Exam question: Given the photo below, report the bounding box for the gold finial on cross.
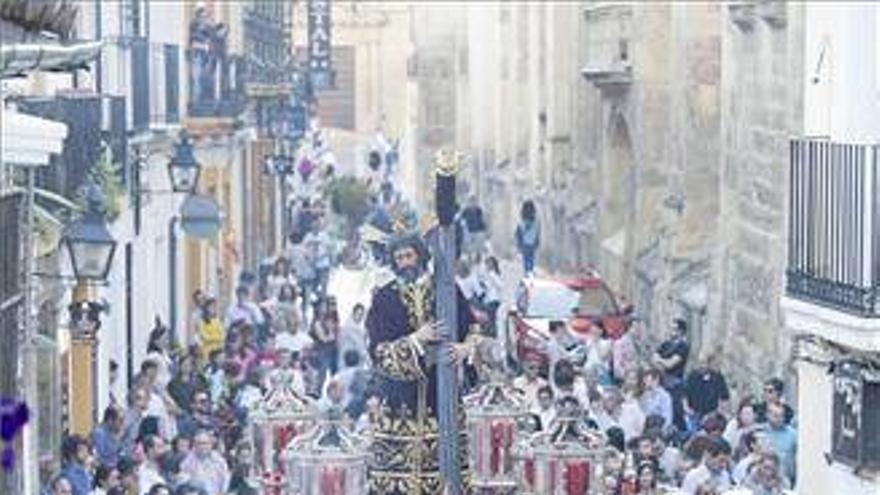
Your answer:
[434,149,462,177]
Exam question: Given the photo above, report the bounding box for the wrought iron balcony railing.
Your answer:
[787,138,880,316]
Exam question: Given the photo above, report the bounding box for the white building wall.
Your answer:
[96,146,186,413]
[794,6,880,493]
[803,2,880,142]
[796,360,880,495]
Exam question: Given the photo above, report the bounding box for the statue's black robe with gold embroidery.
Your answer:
[366,276,474,495]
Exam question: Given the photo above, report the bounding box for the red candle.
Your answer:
[524,458,535,489]
[563,460,590,495]
[490,421,504,475]
[320,466,346,495]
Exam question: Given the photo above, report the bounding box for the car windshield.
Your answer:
[522,283,580,319]
[577,285,617,315]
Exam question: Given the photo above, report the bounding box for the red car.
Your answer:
[504,270,632,370]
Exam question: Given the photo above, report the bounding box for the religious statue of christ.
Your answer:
[366,229,477,495]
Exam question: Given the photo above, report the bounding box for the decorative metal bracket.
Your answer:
[729,1,758,32]
[757,0,786,29]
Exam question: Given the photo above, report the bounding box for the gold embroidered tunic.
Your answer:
[366,276,473,495]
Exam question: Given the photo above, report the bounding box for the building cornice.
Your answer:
[782,296,880,353]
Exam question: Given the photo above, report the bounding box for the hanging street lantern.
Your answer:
[528,406,609,495]
[464,378,529,494]
[167,130,201,193]
[249,369,316,494]
[284,408,369,495]
[62,183,117,283]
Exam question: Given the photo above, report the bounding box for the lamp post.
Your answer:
[61,182,117,436]
[166,131,202,346]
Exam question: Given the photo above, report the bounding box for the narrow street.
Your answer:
[1,2,879,495]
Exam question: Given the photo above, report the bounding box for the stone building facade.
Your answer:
[289,2,417,184]
[411,2,807,390]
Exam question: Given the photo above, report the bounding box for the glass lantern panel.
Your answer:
[71,242,113,280]
[171,166,197,192]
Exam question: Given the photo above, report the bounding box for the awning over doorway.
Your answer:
[1,105,68,166]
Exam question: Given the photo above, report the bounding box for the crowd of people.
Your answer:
[513,316,797,495]
[45,145,797,495]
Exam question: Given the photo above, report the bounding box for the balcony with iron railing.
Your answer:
[787,138,880,317]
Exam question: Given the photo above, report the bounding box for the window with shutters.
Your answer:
[131,37,150,131]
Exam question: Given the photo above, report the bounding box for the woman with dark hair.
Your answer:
[266,256,294,300]
[636,460,661,494]
[732,430,764,484]
[309,309,340,393]
[606,426,626,452]
[227,440,258,495]
[515,199,541,276]
[723,395,757,459]
[146,319,174,388]
[226,324,258,384]
[270,283,302,336]
[167,353,208,413]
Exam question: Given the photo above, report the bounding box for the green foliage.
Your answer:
[324,176,373,227]
[78,142,123,221]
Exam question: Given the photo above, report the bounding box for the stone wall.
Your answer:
[715,2,804,390]
[409,2,808,392]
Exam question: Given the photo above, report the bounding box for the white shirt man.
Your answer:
[456,269,484,302]
[681,440,732,494]
[137,436,167,495]
[224,285,265,328]
[639,369,674,429]
[592,389,646,442]
[532,385,557,431]
[513,365,546,406]
[181,431,230,495]
[276,328,314,356]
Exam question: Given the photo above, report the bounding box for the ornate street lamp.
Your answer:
[62,184,117,283]
[284,408,369,495]
[167,131,201,194]
[528,407,609,495]
[464,378,529,494]
[249,369,316,494]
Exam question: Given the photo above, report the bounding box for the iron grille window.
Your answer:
[787,139,880,316]
[832,361,880,469]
